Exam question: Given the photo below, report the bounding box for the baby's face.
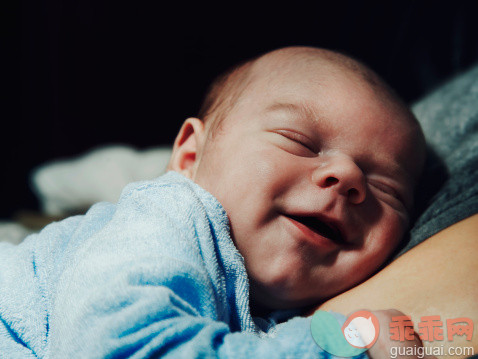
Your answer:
[192,58,423,309]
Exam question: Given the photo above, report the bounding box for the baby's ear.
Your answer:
[167,117,206,178]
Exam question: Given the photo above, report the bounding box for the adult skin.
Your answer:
[318,214,478,358]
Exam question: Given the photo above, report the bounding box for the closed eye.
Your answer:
[273,129,318,154]
[368,180,402,201]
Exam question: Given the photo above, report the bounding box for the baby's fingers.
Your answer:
[365,309,436,359]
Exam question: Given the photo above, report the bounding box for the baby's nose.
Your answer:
[312,154,366,204]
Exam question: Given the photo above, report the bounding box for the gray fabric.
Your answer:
[394,63,478,258]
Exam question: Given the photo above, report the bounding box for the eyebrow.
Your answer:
[263,101,319,122]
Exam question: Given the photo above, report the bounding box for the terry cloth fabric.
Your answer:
[394,63,478,257]
[0,171,365,358]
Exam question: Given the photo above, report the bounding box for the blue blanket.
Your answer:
[0,171,361,358]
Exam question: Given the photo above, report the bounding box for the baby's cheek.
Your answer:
[251,148,289,179]
[367,203,408,251]
[384,211,409,248]
[360,215,407,277]
[342,216,406,286]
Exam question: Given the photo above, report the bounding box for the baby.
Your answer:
[169,46,426,311]
[0,47,427,358]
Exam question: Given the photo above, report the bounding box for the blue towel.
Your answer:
[0,171,365,358]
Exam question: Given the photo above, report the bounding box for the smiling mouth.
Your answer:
[287,215,345,244]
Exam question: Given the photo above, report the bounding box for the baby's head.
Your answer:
[167,46,426,311]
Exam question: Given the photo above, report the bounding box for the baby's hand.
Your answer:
[364,309,435,359]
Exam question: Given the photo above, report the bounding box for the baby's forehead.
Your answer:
[240,62,376,108]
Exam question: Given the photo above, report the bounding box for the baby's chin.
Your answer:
[249,279,328,316]
[248,269,373,316]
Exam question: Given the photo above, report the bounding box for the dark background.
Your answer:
[3,1,478,219]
